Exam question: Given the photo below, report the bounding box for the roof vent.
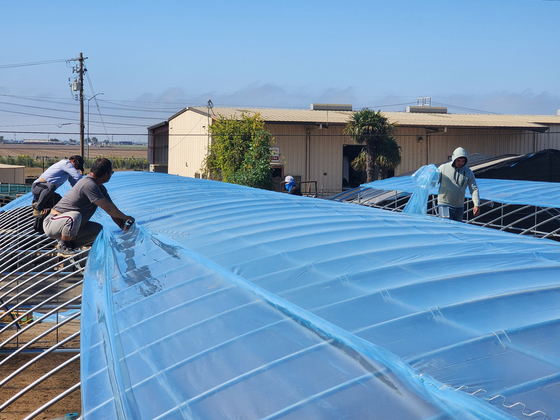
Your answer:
[311,103,352,111]
[406,106,448,114]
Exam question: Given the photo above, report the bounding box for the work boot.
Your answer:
[56,240,79,257]
[31,202,41,217]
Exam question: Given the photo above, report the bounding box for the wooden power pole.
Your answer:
[71,53,87,158]
[78,53,85,158]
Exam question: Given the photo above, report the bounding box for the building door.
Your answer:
[343,145,366,188]
[271,165,284,192]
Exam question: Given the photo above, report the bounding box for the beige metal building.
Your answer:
[0,164,25,184]
[161,105,560,195]
[147,121,169,173]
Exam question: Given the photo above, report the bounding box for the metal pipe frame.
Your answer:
[335,187,560,241]
[0,276,83,335]
[22,382,81,420]
[0,254,85,313]
[0,306,81,366]
[0,331,81,388]
[0,353,81,412]
[0,204,84,419]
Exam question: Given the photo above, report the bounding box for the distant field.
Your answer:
[0,144,147,159]
[0,144,149,178]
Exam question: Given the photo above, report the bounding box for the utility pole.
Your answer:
[70,53,87,158]
[78,53,85,158]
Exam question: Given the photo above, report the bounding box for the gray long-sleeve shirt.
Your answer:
[438,161,480,207]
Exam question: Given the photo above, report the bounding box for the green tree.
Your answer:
[352,136,402,180]
[229,130,274,190]
[203,112,274,190]
[344,109,400,182]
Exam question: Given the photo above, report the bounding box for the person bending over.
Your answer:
[43,158,134,255]
[31,155,84,210]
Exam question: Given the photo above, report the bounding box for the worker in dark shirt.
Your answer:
[43,158,134,255]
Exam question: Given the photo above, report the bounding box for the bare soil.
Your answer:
[0,354,81,420]
[0,144,147,159]
[0,143,148,179]
[0,314,81,419]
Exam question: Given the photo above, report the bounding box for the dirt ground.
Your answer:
[0,354,81,420]
[0,144,147,159]
[0,317,82,419]
[0,144,148,179]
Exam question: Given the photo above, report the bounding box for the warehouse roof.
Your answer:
[174,106,560,131]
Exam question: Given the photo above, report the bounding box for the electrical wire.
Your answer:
[0,101,164,122]
[85,69,112,141]
[0,109,149,128]
[0,58,75,69]
[432,102,501,114]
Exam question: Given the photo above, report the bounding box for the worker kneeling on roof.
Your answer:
[43,158,135,255]
[31,155,84,211]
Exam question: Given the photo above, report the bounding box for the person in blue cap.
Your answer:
[283,175,302,196]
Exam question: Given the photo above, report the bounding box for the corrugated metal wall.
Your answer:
[169,111,209,178]
[537,124,560,150]
[148,132,169,165]
[168,110,560,193]
[0,165,25,184]
[393,127,560,175]
[265,124,351,194]
[266,124,307,181]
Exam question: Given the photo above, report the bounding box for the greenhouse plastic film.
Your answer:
[80,218,519,419]
[5,172,558,419]
[403,164,440,215]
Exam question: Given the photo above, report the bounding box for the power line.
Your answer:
[0,109,150,127]
[0,102,164,121]
[433,102,501,115]
[0,94,178,114]
[0,58,74,69]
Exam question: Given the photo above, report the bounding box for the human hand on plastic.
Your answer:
[122,216,135,231]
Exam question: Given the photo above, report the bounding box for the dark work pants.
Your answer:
[31,182,61,210]
[449,206,464,222]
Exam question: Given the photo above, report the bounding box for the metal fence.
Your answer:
[331,187,560,242]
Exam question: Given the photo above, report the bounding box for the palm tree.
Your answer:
[344,109,400,182]
[375,135,401,179]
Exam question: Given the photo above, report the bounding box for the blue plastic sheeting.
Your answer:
[4,172,560,419]
[82,224,513,420]
[403,164,440,215]
[365,177,560,208]
[0,180,71,212]
[33,309,80,323]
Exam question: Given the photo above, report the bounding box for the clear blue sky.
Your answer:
[1,0,559,142]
